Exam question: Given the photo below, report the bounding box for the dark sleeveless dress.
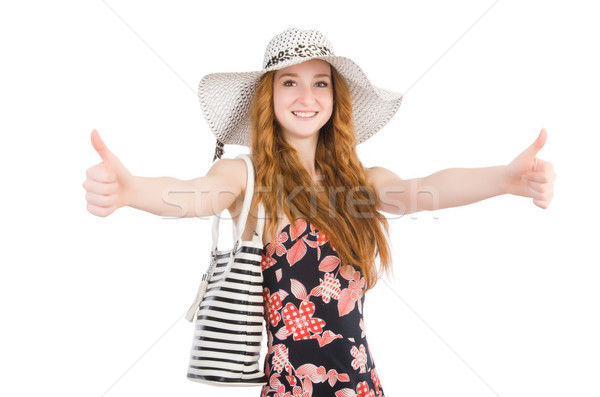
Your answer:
[260,219,384,397]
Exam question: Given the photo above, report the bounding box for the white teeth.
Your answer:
[292,111,317,118]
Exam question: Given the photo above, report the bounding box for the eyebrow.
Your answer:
[277,73,331,80]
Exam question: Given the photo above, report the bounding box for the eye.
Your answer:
[283,80,296,87]
[315,81,329,88]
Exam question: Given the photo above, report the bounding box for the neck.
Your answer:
[284,134,321,182]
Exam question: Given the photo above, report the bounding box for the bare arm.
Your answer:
[83,129,246,218]
[368,166,509,215]
[367,128,556,215]
[128,160,246,218]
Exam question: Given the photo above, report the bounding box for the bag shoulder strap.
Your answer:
[211,154,255,251]
[254,201,265,243]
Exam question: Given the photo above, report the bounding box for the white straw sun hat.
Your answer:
[198,28,403,161]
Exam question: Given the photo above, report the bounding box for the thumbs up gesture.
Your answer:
[82,129,133,217]
[505,128,557,209]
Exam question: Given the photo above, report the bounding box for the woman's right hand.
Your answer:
[83,129,133,217]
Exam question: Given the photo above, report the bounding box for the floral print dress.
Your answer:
[260,219,384,397]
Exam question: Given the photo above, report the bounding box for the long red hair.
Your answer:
[250,65,392,291]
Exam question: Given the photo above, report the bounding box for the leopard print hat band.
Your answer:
[199,28,403,161]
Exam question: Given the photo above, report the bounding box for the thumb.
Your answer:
[523,128,547,159]
[90,129,127,174]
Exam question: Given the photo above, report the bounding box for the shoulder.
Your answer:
[206,157,249,195]
[207,157,248,175]
[363,165,406,214]
[364,166,402,188]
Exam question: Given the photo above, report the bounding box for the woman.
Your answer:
[83,28,555,396]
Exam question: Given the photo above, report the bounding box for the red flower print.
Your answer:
[261,250,277,271]
[273,385,291,397]
[269,344,289,374]
[302,376,313,396]
[294,364,351,391]
[274,326,291,340]
[264,288,283,327]
[265,242,275,256]
[288,219,307,241]
[356,381,376,397]
[265,229,289,255]
[282,301,325,341]
[316,230,329,246]
[290,278,308,301]
[285,375,297,386]
[337,268,365,316]
[296,363,327,383]
[287,238,307,266]
[303,236,320,260]
[370,368,382,395]
[317,255,341,272]
[350,344,367,373]
[313,272,341,303]
[263,230,290,271]
[265,377,284,397]
[292,385,310,397]
[337,373,350,382]
[304,226,332,259]
[339,266,360,282]
[310,330,342,347]
[273,231,290,256]
[327,369,339,387]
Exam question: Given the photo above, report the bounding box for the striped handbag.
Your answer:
[184,153,267,386]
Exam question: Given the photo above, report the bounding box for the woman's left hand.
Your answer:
[505,128,557,209]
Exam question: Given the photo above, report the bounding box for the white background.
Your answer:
[1,0,598,396]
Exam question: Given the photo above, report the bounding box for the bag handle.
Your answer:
[254,201,265,243]
[185,154,260,323]
[211,154,255,253]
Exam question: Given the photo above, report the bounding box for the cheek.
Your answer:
[273,89,292,114]
[319,92,334,116]
[272,89,284,123]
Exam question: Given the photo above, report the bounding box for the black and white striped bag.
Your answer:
[185,153,267,386]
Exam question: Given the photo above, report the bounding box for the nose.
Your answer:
[297,84,317,106]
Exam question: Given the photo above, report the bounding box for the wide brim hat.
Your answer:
[198,28,403,160]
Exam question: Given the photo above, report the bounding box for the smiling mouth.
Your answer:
[292,111,318,118]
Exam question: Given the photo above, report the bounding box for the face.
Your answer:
[272,59,334,143]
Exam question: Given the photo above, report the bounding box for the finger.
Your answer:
[86,191,117,208]
[86,202,116,217]
[86,162,116,183]
[524,172,549,183]
[527,180,547,193]
[528,187,543,200]
[529,185,553,202]
[535,158,555,174]
[82,178,119,195]
[533,198,549,209]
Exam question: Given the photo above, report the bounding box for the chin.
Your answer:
[296,127,324,137]
[280,125,323,139]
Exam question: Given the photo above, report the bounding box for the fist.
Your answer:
[506,128,557,209]
[82,129,133,217]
